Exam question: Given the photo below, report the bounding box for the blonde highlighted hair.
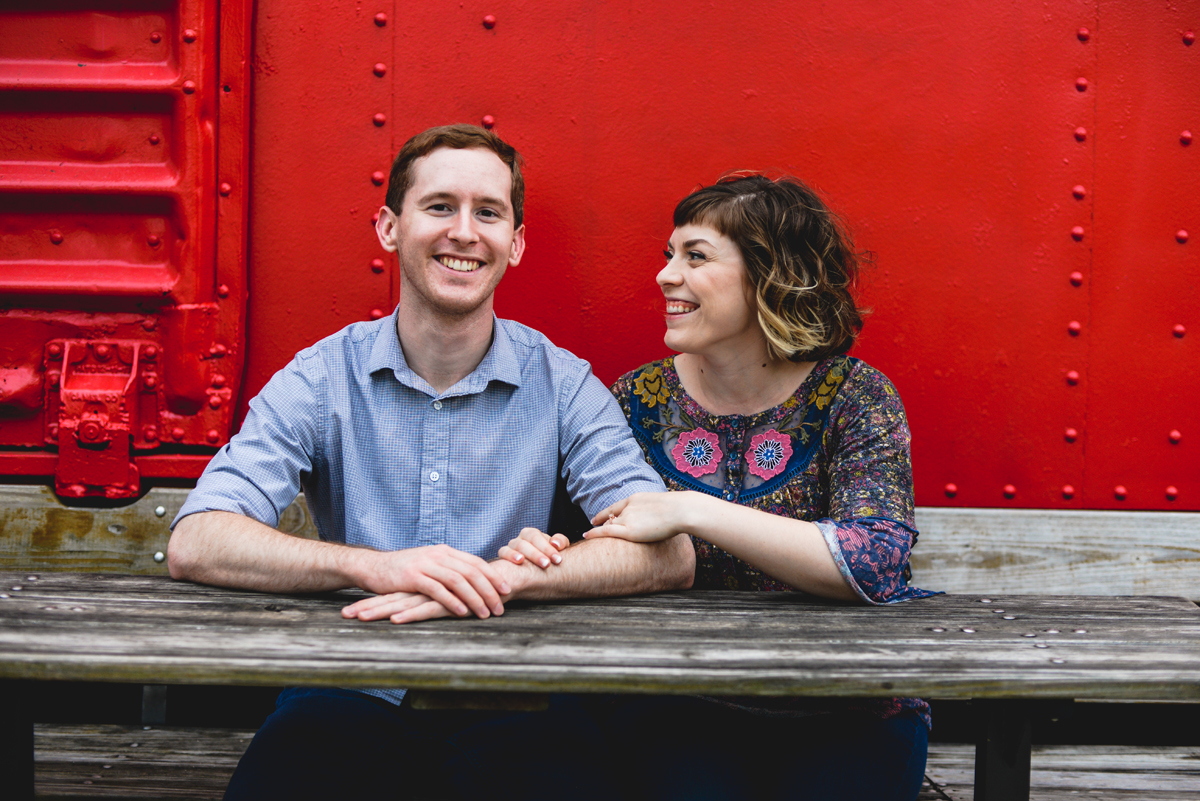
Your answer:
[673,173,866,362]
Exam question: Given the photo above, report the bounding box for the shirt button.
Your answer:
[432,400,442,410]
[430,471,440,482]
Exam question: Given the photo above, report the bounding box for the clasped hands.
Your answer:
[341,491,692,624]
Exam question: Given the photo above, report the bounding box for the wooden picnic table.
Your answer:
[2,572,1198,800]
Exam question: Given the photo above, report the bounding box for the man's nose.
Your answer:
[448,211,479,244]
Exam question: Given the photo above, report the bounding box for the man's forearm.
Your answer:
[503,533,694,601]
[168,510,368,593]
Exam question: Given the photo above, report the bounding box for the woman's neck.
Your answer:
[675,349,817,417]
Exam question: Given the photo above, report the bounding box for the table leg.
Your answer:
[0,680,34,801]
[973,699,1032,801]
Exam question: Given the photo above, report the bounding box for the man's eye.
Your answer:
[429,204,452,213]
[477,208,499,219]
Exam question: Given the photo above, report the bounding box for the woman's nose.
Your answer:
[657,258,682,287]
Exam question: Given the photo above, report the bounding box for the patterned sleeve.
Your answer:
[816,363,934,604]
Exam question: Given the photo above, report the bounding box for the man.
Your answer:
[168,124,693,799]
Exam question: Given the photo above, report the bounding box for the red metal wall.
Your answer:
[2,0,1196,510]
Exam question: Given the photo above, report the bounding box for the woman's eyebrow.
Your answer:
[682,238,714,249]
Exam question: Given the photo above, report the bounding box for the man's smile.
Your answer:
[436,255,483,273]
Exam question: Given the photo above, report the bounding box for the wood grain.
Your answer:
[2,573,1198,701]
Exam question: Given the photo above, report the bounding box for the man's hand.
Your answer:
[582,491,701,544]
[359,544,512,619]
[497,527,569,568]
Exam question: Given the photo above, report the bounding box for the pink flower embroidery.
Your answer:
[745,429,793,480]
[671,429,723,477]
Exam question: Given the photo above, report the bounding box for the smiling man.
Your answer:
[167,125,693,800]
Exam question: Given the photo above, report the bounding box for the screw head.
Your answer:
[143,375,157,390]
[1072,185,1086,199]
[154,506,167,518]
[1066,370,1080,385]
[149,134,161,146]
[1166,486,1179,501]
[183,29,197,43]
[373,62,387,77]
[1003,484,1016,499]
[48,371,60,389]
[1069,271,1084,286]
[1065,427,1078,442]
[369,308,385,320]
[371,258,385,273]
[1075,77,1089,92]
[373,112,386,126]
[1062,485,1075,499]
[1071,226,1085,241]
[1068,320,1082,335]
[1074,126,1087,141]
[481,114,496,129]
[154,551,166,563]
[374,12,387,26]
[1177,230,1189,243]
[371,171,386,186]
[483,14,497,28]
[1077,27,1090,41]
[944,483,957,498]
[1174,324,1187,338]
[1169,429,1182,444]
[1114,485,1127,500]
[219,182,232,196]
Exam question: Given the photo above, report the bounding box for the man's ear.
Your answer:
[375,206,399,252]
[508,224,526,267]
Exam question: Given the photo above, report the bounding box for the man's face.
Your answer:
[376,146,525,321]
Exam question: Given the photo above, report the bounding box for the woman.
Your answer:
[502,174,936,801]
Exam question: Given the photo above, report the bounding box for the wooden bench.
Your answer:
[3,486,1199,800]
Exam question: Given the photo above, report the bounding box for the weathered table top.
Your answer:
[1,572,1197,701]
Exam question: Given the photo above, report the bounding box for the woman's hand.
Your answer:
[497,527,570,568]
[583,491,700,543]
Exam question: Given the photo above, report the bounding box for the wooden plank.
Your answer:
[2,574,1199,700]
[0,487,318,575]
[926,743,1200,800]
[911,508,1200,601]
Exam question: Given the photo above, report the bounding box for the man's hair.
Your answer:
[673,173,866,362]
[385,124,525,227]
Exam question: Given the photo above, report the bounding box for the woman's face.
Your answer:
[657,223,761,358]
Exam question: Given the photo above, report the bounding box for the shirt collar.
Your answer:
[367,306,522,396]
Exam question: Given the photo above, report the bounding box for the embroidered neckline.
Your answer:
[660,355,839,427]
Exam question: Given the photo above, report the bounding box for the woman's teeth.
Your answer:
[666,302,697,314]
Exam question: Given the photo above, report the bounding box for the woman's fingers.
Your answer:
[391,599,455,624]
[589,497,630,527]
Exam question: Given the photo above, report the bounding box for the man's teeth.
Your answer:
[666,302,697,314]
[440,257,481,272]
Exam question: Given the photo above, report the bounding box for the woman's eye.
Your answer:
[687,251,705,261]
[663,249,674,260]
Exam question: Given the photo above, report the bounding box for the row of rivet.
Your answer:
[944,483,1182,501]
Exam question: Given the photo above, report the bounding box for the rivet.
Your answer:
[374,12,387,26]
[149,134,160,145]
[143,318,157,331]
[1182,130,1193,146]
[1072,185,1086,199]
[1046,629,1059,634]
[48,371,60,389]
[210,344,227,356]
[1068,320,1082,336]
[1176,230,1189,243]
[172,427,185,441]
[1066,370,1080,385]
[147,234,160,247]
[1035,643,1049,648]
[483,14,497,28]
[369,308,385,320]
[1077,27,1090,42]
[206,429,220,444]
[144,345,158,359]
[154,551,166,563]
[1052,658,1066,664]
[1023,633,1037,638]
[1065,427,1078,442]
[373,62,387,77]
[208,395,222,409]
[373,112,386,127]
[94,344,111,360]
[482,114,495,129]
[183,29,197,43]
[992,608,1006,613]
[212,374,227,388]
[143,375,157,390]
[48,423,59,437]
[217,284,230,298]
[931,627,945,633]
[1074,629,1087,634]
[50,229,64,245]
[1074,126,1087,141]
[1175,324,1187,338]
[1071,226,1085,241]
[219,182,232,196]
[371,212,379,225]
[1166,486,1179,501]
[1075,77,1088,92]
[143,425,158,441]
[961,628,975,633]
[1069,271,1084,286]
[1114,485,1127,500]
[154,506,166,518]
[47,343,62,359]
[1185,30,1195,45]
[371,258,385,273]
[1062,485,1075,499]
[980,598,992,603]
[182,80,197,94]
[1169,430,1182,444]
[944,483,957,498]
[150,32,162,44]
[1003,484,1016,499]
[0,594,8,600]
[371,171,385,186]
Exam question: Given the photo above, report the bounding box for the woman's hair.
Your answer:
[673,173,866,362]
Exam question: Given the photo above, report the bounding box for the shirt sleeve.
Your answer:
[557,365,666,520]
[815,364,934,604]
[171,353,325,530]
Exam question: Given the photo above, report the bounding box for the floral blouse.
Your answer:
[610,355,938,727]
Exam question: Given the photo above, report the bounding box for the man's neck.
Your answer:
[395,299,496,394]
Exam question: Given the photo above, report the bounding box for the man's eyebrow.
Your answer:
[416,191,510,210]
